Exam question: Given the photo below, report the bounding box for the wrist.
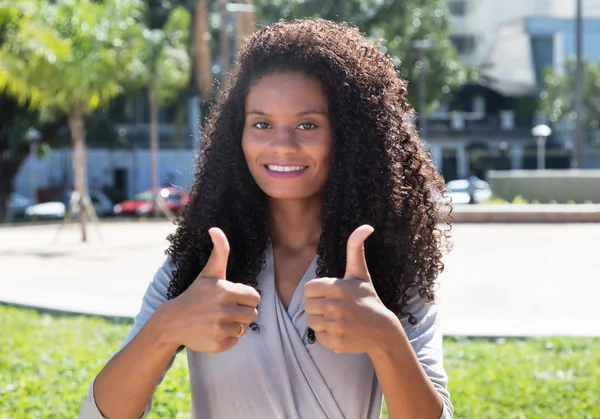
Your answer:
[368,310,408,360]
[146,301,183,353]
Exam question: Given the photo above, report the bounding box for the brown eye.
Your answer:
[253,122,271,129]
[297,123,316,130]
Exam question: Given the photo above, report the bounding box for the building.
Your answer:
[427,0,600,181]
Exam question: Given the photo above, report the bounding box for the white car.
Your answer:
[25,190,113,220]
[10,193,36,219]
[446,179,492,205]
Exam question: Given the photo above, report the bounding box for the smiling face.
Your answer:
[242,71,333,202]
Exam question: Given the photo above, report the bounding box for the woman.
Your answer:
[80,18,453,419]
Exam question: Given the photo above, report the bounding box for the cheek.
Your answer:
[241,135,255,163]
[316,140,333,170]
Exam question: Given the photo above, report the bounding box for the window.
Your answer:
[448,0,468,16]
[450,35,476,54]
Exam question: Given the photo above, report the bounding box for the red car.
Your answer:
[113,187,189,217]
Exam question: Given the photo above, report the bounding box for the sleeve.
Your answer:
[399,293,454,419]
[79,257,182,419]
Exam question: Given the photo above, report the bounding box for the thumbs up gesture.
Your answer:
[164,228,261,355]
[303,225,397,355]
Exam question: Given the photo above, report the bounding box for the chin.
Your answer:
[264,191,313,201]
[261,186,324,202]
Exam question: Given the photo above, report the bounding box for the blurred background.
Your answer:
[1,1,599,418]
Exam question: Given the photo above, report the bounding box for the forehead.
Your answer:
[245,71,328,114]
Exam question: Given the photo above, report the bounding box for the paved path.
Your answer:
[1,221,598,337]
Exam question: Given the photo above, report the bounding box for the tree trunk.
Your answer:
[219,0,230,90]
[67,106,88,242]
[0,154,27,224]
[148,88,160,218]
[194,0,213,99]
[238,0,255,51]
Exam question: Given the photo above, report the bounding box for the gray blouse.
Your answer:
[80,246,453,418]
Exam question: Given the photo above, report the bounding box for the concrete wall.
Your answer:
[487,169,600,202]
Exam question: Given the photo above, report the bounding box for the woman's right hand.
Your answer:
[159,227,261,355]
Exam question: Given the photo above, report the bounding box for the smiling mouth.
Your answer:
[265,165,309,172]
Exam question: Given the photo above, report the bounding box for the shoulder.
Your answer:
[397,290,443,345]
[135,257,177,319]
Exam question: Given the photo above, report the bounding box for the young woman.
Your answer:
[80,18,453,419]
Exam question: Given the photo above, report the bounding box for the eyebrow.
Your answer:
[246,109,328,117]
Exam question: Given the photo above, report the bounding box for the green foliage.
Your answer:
[0,0,147,116]
[139,5,191,105]
[445,336,600,418]
[539,57,600,146]
[0,305,190,418]
[2,305,599,418]
[254,0,466,111]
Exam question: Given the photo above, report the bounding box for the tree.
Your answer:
[254,0,466,111]
[0,0,146,240]
[194,0,213,100]
[139,6,191,217]
[539,57,600,147]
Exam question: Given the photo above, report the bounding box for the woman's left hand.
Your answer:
[303,225,401,356]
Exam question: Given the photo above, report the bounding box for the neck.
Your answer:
[268,197,322,252]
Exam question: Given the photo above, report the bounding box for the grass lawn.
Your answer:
[1,305,599,419]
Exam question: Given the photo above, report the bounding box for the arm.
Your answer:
[79,259,182,419]
[369,293,453,419]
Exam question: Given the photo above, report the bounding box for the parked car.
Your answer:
[9,193,36,220]
[446,179,492,205]
[24,190,113,220]
[113,187,189,217]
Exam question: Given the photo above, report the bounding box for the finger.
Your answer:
[315,331,343,353]
[304,298,327,316]
[306,314,328,332]
[198,227,230,280]
[304,298,345,318]
[223,283,261,308]
[215,320,247,339]
[344,225,374,282]
[218,305,258,324]
[303,277,342,299]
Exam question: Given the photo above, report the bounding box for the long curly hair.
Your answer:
[166,18,452,322]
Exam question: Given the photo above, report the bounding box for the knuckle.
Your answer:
[325,302,342,318]
[331,283,347,298]
[214,308,230,322]
[246,308,259,323]
[212,320,228,337]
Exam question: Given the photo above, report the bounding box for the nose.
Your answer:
[270,127,299,154]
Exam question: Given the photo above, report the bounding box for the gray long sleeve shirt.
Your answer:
[80,246,453,418]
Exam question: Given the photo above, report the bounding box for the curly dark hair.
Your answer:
[165,18,452,323]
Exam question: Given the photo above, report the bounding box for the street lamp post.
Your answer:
[413,39,431,142]
[531,124,552,170]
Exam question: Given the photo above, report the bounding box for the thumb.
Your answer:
[344,225,374,282]
[198,227,230,280]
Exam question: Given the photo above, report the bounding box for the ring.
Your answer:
[236,323,244,338]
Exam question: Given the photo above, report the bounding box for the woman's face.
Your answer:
[242,71,332,201]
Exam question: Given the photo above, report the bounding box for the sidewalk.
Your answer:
[1,221,599,337]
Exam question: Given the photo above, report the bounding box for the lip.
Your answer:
[263,163,309,179]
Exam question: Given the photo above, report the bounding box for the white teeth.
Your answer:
[267,165,307,172]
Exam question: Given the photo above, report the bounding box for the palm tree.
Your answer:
[0,0,146,241]
[140,6,191,217]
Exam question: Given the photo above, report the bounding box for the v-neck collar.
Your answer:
[267,242,318,317]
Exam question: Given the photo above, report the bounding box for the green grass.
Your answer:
[1,305,599,419]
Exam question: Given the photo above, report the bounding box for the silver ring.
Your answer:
[236,323,244,338]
